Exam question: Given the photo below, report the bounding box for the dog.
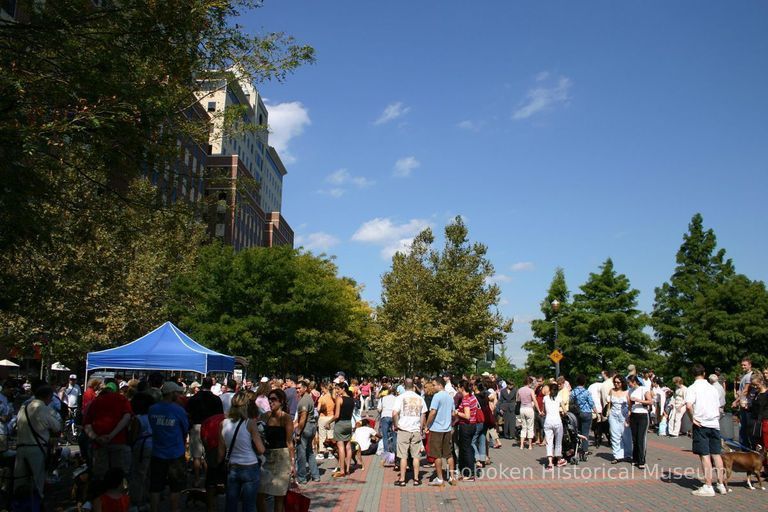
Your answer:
[720,445,767,492]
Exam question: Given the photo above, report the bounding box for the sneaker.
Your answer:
[716,483,727,495]
[691,485,715,497]
[428,478,444,487]
[315,454,326,461]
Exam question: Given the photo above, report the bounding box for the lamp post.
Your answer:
[551,299,560,378]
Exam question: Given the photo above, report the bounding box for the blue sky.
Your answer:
[243,1,768,367]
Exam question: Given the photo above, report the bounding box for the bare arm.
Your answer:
[249,420,265,454]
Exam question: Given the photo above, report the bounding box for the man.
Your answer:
[425,377,456,486]
[64,374,81,419]
[185,377,223,487]
[294,380,320,484]
[284,376,298,418]
[686,363,726,496]
[443,373,456,398]
[351,419,380,468]
[149,381,189,512]
[218,384,234,415]
[732,357,754,450]
[588,375,606,446]
[0,379,18,448]
[13,384,61,501]
[570,374,599,457]
[333,371,347,385]
[392,378,427,485]
[708,374,725,416]
[83,380,133,480]
[626,364,645,387]
[377,382,397,456]
[498,379,517,440]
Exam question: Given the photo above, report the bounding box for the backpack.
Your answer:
[201,413,226,450]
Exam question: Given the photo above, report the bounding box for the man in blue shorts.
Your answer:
[686,363,725,497]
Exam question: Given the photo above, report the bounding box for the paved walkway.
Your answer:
[296,431,767,512]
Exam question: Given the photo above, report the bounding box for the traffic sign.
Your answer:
[549,349,564,364]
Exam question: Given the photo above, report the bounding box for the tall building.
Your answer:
[196,70,292,249]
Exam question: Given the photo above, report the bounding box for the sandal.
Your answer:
[394,480,407,487]
[557,458,568,467]
[332,470,346,478]
[413,480,422,486]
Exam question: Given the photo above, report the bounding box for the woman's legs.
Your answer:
[609,414,624,460]
[336,440,347,474]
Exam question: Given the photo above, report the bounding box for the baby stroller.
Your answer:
[562,412,588,464]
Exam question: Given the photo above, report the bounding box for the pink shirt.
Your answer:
[517,386,535,408]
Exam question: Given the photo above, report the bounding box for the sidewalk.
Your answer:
[297,432,767,512]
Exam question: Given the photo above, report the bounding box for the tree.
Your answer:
[524,268,570,376]
[652,214,737,374]
[374,217,512,375]
[0,1,313,368]
[168,244,373,376]
[562,258,651,377]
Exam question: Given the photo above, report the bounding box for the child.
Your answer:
[92,468,129,512]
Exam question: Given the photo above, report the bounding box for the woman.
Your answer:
[627,375,653,469]
[542,383,566,469]
[254,381,271,414]
[485,380,502,449]
[221,390,266,512]
[257,389,294,512]
[667,376,687,437]
[472,381,490,468]
[331,382,355,477]
[455,380,480,481]
[751,373,767,451]
[516,376,537,450]
[534,377,546,446]
[317,382,336,459]
[608,375,632,463]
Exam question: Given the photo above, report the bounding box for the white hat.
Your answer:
[69,374,77,380]
[481,371,491,377]
[260,376,269,383]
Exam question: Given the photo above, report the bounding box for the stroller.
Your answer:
[562,412,588,464]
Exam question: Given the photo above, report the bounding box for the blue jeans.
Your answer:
[578,412,592,455]
[295,422,320,482]
[472,423,487,461]
[379,416,395,453]
[225,463,259,512]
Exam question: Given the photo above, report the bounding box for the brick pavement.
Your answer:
[295,429,768,512]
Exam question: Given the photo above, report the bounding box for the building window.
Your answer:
[207,101,216,112]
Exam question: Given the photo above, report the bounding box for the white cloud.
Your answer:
[486,274,512,285]
[351,217,431,259]
[374,101,410,125]
[295,232,340,252]
[457,120,481,131]
[513,74,572,120]
[264,101,311,164]
[511,261,535,272]
[513,314,537,325]
[320,169,375,198]
[393,156,420,177]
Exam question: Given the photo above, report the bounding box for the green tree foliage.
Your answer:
[0,1,312,368]
[168,244,373,376]
[653,214,767,374]
[524,268,570,376]
[373,217,512,375]
[564,258,651,377]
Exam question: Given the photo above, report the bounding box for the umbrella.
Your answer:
[0,359,19,368]
[50,361,71,371]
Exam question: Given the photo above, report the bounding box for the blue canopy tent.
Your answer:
[86,321,234,377]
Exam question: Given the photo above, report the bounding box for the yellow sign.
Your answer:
[549,349,564,364]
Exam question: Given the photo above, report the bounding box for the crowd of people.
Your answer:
[0,358,766,510]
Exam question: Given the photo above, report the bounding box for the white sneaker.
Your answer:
[428,478,444,486]
[691,485,715,496]
[716,483,727,494]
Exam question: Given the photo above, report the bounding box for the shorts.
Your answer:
[149,456,187,493]
[396,430,421,459]
[189,424,204,458]
[691,426,722,456]
[428,431,453,459]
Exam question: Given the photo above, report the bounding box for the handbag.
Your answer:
[285,489,311,512]
[224,419,245,470]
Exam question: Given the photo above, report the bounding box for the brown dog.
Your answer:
[720,446,767,492]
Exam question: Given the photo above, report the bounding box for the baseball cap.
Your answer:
[104,382,118,392]
[627,364,636,372]
[260,376,269,383]
[160,381,183,395]
[69,374,77,380]
[335,371,346,378]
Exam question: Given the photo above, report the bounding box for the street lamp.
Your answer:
[551,299,560,378]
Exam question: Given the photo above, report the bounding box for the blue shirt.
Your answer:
[149,401,189,459]
[429,390,455,433]
[570,386,595,414]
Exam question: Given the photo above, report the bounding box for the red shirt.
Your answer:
[458,393,480,424]
[83,391,133,445]
[83,388,97,412]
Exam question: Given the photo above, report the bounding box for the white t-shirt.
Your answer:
[630,386,649,414]
[352,425,377,451]
[378,394,397,418]
[588,382,602,412]
[444,382,457,398]
[685,378,720,429]
[543,395,562,426]
[64,384,81,408]
[393,390,427,433]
